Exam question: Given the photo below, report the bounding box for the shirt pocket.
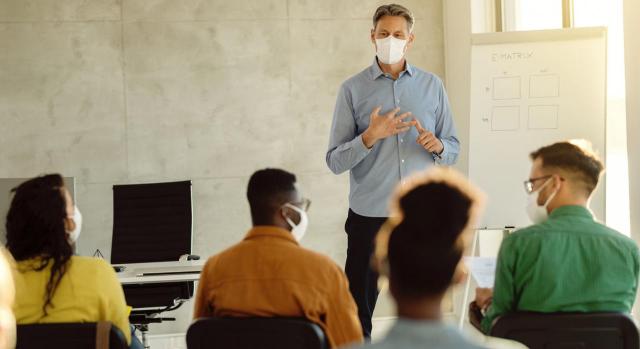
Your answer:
[407,101,437,134]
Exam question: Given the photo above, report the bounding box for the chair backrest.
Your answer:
[111,181,194,311]
[490,312,639,349]
[16,322,128,349]
[111,180,192,264]
[186,317,328,349]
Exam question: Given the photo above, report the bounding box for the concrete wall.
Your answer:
[443,0,472,176]
[443,0,472,325]
[0,0,446,334]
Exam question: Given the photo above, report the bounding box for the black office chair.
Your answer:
[186,317,328,349]
[111,180,196,348]
[490,312,639,349]
[16,322,127,349]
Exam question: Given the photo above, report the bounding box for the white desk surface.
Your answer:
[114,260,205,285]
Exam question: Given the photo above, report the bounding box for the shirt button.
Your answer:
[401,159,405,163]
[400,139,403,143]
[396,99,400,103]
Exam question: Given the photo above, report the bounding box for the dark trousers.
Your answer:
[344,209,387,339]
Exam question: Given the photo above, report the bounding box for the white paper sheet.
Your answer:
[464,257,497,288]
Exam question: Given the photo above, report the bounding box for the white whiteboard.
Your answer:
[469,27,607,229]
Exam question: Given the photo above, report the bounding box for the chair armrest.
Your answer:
[179,254,200,261]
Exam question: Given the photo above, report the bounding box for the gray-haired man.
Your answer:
[326,3,459,338]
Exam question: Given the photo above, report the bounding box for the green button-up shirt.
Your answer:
[482,205,640,333]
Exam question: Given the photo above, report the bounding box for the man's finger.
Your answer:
[393,111,413,121]
[393,126,411,134]
[419,137,439,150]
[396,121,415,129]
[370,106,382,120]
[414,117,426,133]
[425,140,440,151]
[417,132,435,143]
[385,107,401,118]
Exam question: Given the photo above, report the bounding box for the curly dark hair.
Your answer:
[388,181,473,298]
[5,174,73,315]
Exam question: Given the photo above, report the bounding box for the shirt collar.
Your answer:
[549,205,594,221]
[386,318,460,340]
[244,226,299,245]
[369,57,414,80]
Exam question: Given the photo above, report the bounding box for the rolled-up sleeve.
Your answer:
[326,84,372,174]
[433,79,459,165]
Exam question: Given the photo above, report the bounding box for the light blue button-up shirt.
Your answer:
[326,59,460,217]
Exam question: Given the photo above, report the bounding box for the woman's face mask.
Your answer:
[66,205,82,243]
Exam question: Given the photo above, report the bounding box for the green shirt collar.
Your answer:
[548,205,594,221]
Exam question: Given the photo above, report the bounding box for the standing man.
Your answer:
[326,3,460,338]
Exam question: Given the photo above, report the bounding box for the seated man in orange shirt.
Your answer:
[193,168,363,348]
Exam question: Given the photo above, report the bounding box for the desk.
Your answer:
[115,260,205,285]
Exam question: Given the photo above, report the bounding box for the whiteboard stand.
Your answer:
[458,228,514,330]
[459,229,480,329]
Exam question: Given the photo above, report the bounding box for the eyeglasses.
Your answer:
[523,175,564,194]
[290,198,312,212]
[523,175,552,194]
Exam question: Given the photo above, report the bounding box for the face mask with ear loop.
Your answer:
[283,203,308,242]
[375,36,408,65]
[66,205,82,243]
[526,178,558,224]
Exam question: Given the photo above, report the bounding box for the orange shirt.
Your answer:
[193,226,363,348]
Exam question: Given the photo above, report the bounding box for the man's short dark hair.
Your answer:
[378,168,483,299]
[247,168,297,225]
[530,140,604,195]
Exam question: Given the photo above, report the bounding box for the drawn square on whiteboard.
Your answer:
[491,106,520,131]
[493,77,521,100]
[528,105,559,129]
[529,75,559,98]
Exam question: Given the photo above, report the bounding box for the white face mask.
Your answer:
[375,36,407,65]
[283,203,308,242]
[67,205,82,243]
[526,178,557,224]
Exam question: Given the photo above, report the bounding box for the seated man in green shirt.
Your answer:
[472,140,640,334]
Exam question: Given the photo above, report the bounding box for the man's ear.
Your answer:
[452,262,467,286]
[552,174,564,192]
[281,205,300,224]
[371,28,376,45]
[280,205,290,220]
[63,217,75,234]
